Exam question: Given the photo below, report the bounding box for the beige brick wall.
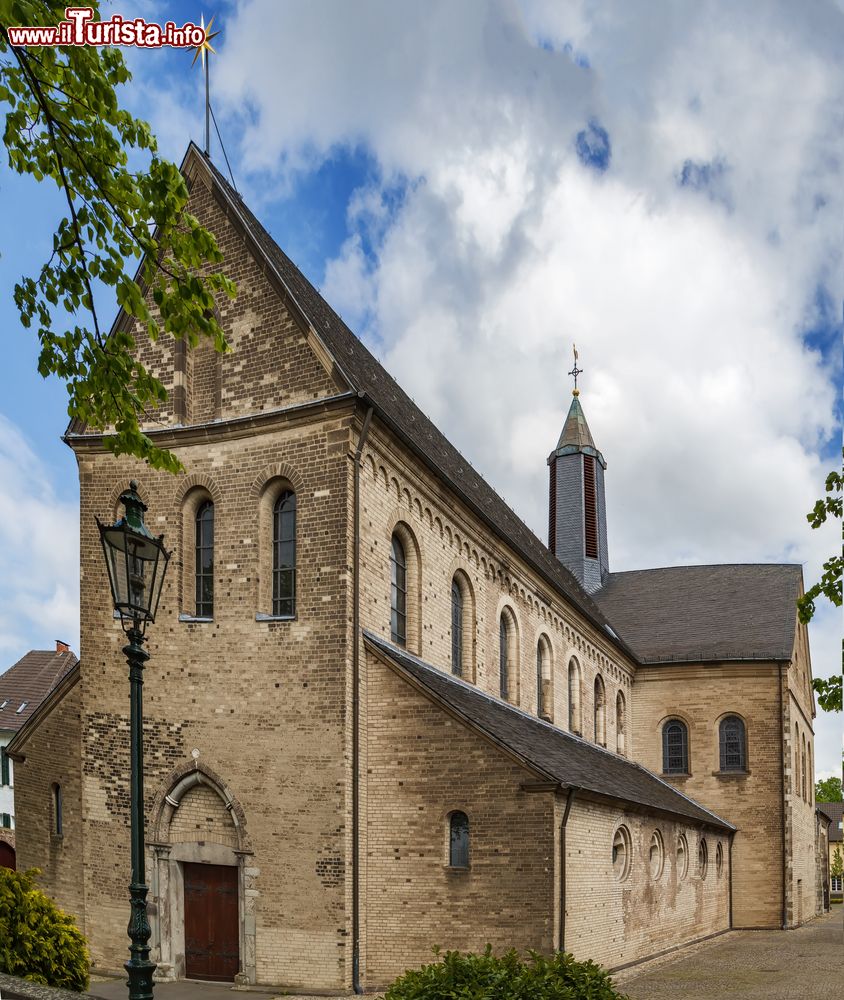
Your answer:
[364,649,556,988]
[12,679,85,929]
[358,427,635,752]
[631,661,784,928]
[564,800,730,969]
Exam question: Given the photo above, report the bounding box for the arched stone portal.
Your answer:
[148,760,256,984]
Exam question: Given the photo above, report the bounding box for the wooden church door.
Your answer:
[183,862,239,980]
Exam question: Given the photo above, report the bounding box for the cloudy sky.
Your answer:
[0,0,841,775]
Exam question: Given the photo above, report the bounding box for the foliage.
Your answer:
[796,457,842,713]
[0,0,236,472]
[385,946,629,1000]
[815,776,842,803]
[832,846,843,880]
[0,867,89,990]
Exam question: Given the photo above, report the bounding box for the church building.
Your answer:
[8,143,820,992]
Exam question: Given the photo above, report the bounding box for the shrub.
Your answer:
[0,868,90,991]
[385,946,629,1000]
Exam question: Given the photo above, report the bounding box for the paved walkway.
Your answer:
[617,909,841,999]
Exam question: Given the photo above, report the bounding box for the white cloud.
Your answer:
[0,417,79,667]
[147,1,842,770]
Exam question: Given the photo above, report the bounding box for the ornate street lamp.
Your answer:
[97,481,170,1000]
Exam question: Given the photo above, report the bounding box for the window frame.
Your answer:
[594,674,606,746]
[0,747,10,787]
[451,579,463,677]
[272,490,297,619]
[194,499,215,619]
[390,533,408,646]
[718,715,747,772]
[448,810,470,869]
[615,690,626,756]
[52,783,63,838]
[662,718,690,775]
[536,635,553,721]
[568,657,582,734]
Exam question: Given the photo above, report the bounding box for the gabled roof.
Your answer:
[189,147,632,660]
[0,649,78,733]
[818,801,843,843]
[365,630,735,832]
[594,564,802,664]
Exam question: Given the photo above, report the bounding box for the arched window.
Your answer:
[698,837,708,879]
[568,658,582,734]
[272,491,297,618]
[662,719,689,774]
[195,500,214,618]
[52,783,63,837]
[449,811,470,868]
[536,637,552,721]
[649,830,664,880]
[794,724,800,798]
[616,691,626,756]
[801,734,807,802]
[499,615,510,701]
[676,834,689,880]
[390,533,407,645]
[451,579,463,677]
[594,675,606,746]
[719,715,746,772]
[808,745,813,805]
[716,841,724,877]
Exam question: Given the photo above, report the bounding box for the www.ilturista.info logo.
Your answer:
[6,6,208,49]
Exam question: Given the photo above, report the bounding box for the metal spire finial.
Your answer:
[191,14,221,155]
[568,343,583,397]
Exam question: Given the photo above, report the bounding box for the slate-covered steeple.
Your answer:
[547,352,608,593]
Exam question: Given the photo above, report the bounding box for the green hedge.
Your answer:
[385,946,629,1000]
[0,868,90,991]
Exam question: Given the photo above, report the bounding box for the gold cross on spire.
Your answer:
[568,343,583,397]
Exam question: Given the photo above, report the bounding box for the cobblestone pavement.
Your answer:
[616,908,841,999]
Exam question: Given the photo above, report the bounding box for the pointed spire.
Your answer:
[556,395,596,451]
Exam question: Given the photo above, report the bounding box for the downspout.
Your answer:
[728,835,734,929]
[779,661,788,929]
[558,787,578,953]
[352,401,373,995]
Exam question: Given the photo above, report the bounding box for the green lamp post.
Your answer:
[97,482,170,1000]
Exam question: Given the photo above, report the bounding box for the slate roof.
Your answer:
[556,395,597,452]
[0,649,78,733]
[194,148,633,660]
[593,564,802,664]
[818,801,843,843]
[365,630,734,831]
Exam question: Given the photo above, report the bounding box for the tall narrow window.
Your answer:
[0,747,9,786]
[583,454,598,559]
[662,719,689,774]
[195,500,214,618]
[53,784,63,837]
[536,637,552,721]
[808,746,813,805]
[794,724,800,798]
[449,811,470,868]
[719,715,746,771]
[451,580,463,677]
[568,658,582,733]
[390,534,407,645]
[499,615,509,700]
[273,491,297,618]
[616,691,626,755]
[801,734,807,802]
[594,675,606,746]
[0,813,11,829]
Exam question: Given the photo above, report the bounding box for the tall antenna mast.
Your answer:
[191,14,220,155]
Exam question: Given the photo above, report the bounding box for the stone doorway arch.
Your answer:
[148,759,256,984]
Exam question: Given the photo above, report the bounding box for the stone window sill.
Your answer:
[178,615,214,624]
[662,772,691,780]
[712,770,751,779]
[255,613,296,623]
[443,865,470,874]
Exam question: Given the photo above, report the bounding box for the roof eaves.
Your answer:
[5,661,81,761]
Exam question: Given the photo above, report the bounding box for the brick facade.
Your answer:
[10,144,819,991]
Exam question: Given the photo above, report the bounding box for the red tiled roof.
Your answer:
[0,649,79,733]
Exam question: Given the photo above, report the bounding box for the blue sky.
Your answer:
[0,0,841,774]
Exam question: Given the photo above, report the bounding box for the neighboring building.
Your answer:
[8,143,820,990]
[817,801,843,901]
[0,642,78,869]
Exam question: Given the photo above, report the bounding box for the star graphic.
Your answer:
[191,14,220,67]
